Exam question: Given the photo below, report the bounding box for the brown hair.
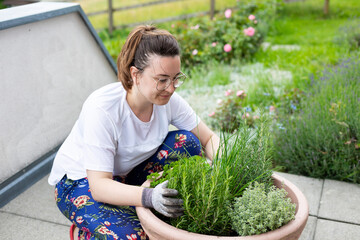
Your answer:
[117,25,180,91]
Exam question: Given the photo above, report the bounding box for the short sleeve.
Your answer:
[78,101,117,173]
[169,92,200,131]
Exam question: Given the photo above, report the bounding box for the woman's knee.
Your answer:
[168,130,202,156]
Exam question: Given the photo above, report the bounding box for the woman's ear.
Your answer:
[130,66,139,85]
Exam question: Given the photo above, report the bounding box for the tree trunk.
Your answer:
[324,0,330,15]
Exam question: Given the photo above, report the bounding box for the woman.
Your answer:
[48,25,220,240]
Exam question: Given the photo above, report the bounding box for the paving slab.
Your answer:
[0,211,69,240]
[0,174,70,226]
[318,179,360,224]
[275,172,323,216]
[299,216,317,240]
[314,219,360,240]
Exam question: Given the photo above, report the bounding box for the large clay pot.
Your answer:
[136,173,309,240]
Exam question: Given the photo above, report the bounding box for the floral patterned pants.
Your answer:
[55,130,202,240]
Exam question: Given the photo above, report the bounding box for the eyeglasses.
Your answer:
[152,72,187,91]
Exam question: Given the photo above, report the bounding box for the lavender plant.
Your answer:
[274,56,360,183]
[335,20,360,51]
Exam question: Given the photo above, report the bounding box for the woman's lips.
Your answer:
[160,94,171,98]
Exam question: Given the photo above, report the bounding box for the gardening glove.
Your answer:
[142,180,184,218]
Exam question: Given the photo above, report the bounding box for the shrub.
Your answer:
[229,182,296,236]
[274,56,360,183]
[147,116,273,235]
[208,89,259,132]
[174,0,275,69]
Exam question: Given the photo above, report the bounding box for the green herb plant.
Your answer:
[229,182,296,236]
[147,115,274,235]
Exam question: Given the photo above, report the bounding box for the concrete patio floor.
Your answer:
[1,172,359,239]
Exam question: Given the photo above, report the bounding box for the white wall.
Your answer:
[0,7,117,183]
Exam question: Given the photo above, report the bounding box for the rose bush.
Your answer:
[172,0,281,69]
[209,89,259,133]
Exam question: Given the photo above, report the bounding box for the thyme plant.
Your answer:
[229,182,296,236]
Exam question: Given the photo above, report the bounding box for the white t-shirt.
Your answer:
[48,82,199,185]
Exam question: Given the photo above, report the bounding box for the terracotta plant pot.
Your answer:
[136,173,309,240]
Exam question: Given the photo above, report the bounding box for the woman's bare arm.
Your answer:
[191,121,220,161]
[86,170,144,206]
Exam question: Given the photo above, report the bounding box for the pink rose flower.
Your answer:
[244,27,255,37]
[224,9,232,18]
[217,99,223,105]
[212,42,217,47]
[224,44,232,52]
[192,49,198,55]
[171,24,175,28]
[208,112,215,117]
[190,24,199,30]
[242,113,250,119]
[269,106,276,112]
[254,20,258,24]
[236,90,245,97]
[248,15,256,21]
[225,89,233,96]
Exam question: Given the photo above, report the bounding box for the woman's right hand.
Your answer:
[142,180,184,218]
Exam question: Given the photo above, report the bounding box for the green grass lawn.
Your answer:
[76,0,237,29]
[253,0,360,90]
